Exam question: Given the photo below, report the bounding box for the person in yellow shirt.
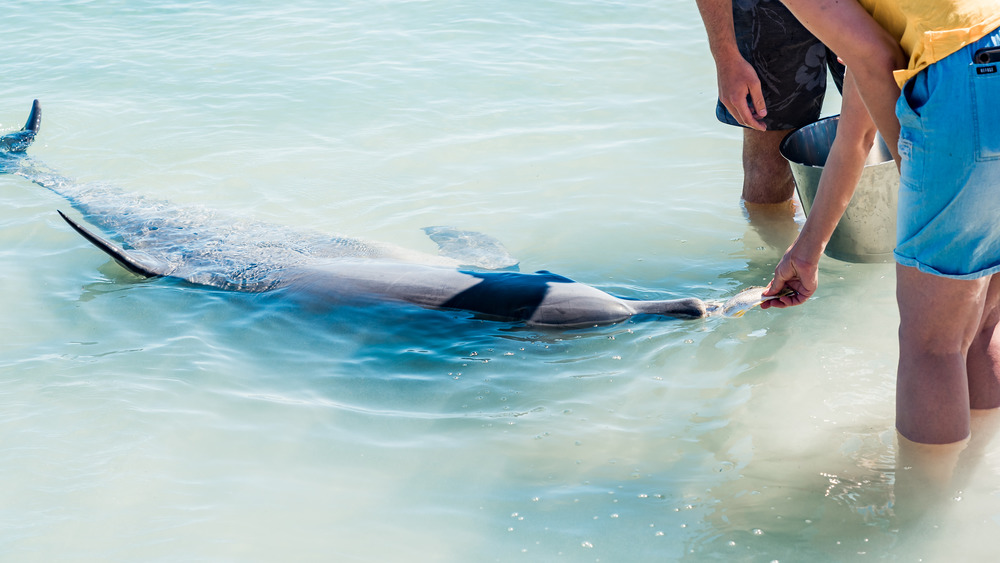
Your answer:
[762,0,1000,446]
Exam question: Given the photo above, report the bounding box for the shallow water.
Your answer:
[2,1,998,561]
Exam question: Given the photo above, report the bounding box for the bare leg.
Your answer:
[967,274,1000,410]
[893,397,1000,527]
[893,433,967,527]
[741,128,795,204]
[742,199,801,253]
[895,264,991,444]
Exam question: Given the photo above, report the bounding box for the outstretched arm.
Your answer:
[695,0,768,130]
[763,70,878,308]
[779,0,905,164]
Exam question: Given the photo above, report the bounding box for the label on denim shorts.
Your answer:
[897,137,912,161]
[972,63,1000,159]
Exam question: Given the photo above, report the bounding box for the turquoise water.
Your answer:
[2,1,998,561]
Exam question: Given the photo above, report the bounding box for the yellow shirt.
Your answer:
[858,0,1000,86]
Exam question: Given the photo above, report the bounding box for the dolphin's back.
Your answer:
[22,160,508,292]
[0,101,512,291]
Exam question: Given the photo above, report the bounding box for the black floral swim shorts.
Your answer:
[716,0,845,130]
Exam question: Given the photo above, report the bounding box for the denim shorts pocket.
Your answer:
[971,63,1000,160]
[895,78,926,189]
[898,65,933,119]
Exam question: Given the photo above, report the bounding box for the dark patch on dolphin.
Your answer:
[2,100,727,327]
[440,270,574,319]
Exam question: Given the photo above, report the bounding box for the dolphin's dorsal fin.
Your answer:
[0,100,41,153]
[57,210,169,278]
[422,226,519,270]
[23,99,41,135]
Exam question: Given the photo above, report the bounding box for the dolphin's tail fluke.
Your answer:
[0,99,41,154]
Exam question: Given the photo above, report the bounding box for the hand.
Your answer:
[761,247,819,309]
[716,55,767,131]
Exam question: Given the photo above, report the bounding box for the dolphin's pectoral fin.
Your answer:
[422,226,519,270]
[0,100,41,154]
[57,210,169,278]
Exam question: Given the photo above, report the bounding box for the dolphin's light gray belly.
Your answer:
[284,262,638,326]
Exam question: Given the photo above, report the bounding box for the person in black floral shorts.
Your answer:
[696,0,844,206]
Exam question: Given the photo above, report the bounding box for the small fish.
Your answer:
[707,286,797,318]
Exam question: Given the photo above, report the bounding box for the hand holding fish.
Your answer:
[761,247,818,309]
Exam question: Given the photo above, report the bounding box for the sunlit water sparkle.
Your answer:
[2,1,999,561]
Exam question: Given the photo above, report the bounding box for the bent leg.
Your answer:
[895,264,991,444]
[741,128,795,204]
[968,274,1000,410]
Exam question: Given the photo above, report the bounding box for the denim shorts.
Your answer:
[716,0,845,130]
[894,26,1000,279]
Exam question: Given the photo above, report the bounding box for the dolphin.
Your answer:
[1,100,780,327]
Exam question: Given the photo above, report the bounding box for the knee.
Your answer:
[740,129,795,204]
[898,322,974,357]
[741,151,794,204]
[971,320,999,353]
